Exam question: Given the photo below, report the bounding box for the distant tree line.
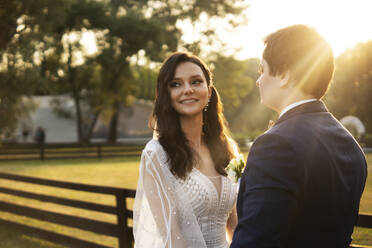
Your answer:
[0,0,371,143]
[0,0,249,143]
[325,41,372,135]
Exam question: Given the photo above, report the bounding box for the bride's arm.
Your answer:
[226,205,238,243]
[134,149,187,248]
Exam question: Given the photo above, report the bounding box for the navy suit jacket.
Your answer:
[231,101,367,248]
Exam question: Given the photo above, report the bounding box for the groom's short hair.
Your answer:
[263,24,334,99]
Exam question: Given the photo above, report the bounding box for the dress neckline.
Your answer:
[193,167,225,204]
[207,175,221,178]
[193,167,221,178]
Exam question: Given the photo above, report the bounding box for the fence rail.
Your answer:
[352,213,372,248]
[0,172,135,248]
[0,143,145,161]
[0,171,371,247]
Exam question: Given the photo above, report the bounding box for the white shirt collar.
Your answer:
[279,99,318,118]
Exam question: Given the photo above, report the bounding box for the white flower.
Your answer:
[227,169,236,182]
[237,153,244,163]
[226,153,246,183]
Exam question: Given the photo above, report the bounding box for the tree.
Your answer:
[0,0,57,51]
[0,0,69,138]
[133,64,157,101]
[212,54,255,121]
[1,0,248,143]
[0,49,40,138]
[325,41,372,132]
[91,0,247,142]
[210,56,275,136]
[92,5,176,142]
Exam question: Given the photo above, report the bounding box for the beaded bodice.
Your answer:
[133,139,238,248]
[176,168,237,248]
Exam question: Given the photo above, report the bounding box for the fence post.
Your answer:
[116,191,131,248]
[97,145,102,160]
[40,143,44,161]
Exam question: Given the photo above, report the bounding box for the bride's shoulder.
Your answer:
[143,139,162,152]
[142,139,168,164]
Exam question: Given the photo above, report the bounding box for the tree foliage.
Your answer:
[0,0,68,135]
[325,41,372,132]
[0,0,248,142]
[217,57,276,136]
[212,54,255,121]
[133,65,157,101]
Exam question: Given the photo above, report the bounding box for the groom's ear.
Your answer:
[279,71,291,88]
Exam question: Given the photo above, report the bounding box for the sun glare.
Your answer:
[78,0,372,60]
[219,0,372,59]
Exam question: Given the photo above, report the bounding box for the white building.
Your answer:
[13,96,153,143]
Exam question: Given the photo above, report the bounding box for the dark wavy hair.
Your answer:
[263,24,334,99]
[150,52,237,179]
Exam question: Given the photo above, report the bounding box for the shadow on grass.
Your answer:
[0,223,64,248]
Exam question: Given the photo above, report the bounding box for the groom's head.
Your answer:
[257,24,334,112]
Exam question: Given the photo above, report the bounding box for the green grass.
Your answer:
[359,153,372,213]
[0,157,140,248]
[353,153,372,246]
[0,154,371,247]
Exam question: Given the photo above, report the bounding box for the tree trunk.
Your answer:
[67,42,84,144]
[73,95,84,143]
[106,59,127,144]
[83,111,100,143]
[107,103,120,144]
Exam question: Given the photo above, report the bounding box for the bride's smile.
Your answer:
[179,98,199,104]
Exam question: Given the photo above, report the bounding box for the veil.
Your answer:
[133,139,207,248]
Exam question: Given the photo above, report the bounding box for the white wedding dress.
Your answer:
[133,139,238,248]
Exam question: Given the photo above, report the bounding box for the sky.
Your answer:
[219,0,372,59]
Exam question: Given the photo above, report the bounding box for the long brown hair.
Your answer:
[150,52,237,179]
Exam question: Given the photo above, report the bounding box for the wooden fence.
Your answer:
[0,171,371,248]
[0,172,135,248]
[0,143,145,161]
[0,144,365,162]
[352,213,372,248]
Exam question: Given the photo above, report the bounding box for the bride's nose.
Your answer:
[184,83,194,94]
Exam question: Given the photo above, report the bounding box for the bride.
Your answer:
[133,52,239,248]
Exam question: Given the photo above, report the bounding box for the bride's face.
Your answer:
[168,62,211,117]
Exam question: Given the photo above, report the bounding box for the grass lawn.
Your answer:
[0,157,140,248]
[0,154,371,247]
[353,153,372,246]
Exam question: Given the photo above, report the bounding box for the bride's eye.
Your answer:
[192,79,203,85]
[169,81,181,87]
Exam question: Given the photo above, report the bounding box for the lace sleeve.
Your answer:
[134,142,197,248]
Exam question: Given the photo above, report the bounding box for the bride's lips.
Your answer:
[179,98,199,104]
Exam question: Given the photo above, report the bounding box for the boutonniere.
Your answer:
[226,154,246,183]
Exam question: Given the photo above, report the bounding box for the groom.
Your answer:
[231,25,367,247]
